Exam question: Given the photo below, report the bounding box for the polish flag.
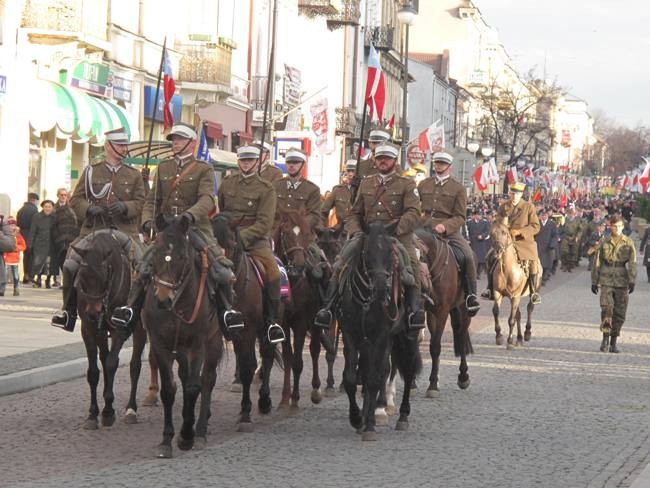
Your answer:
[473,164,489,191]
[365,44,385,121]
[639,157,650,190]
[506,165,518,184]
[162,47,176,130]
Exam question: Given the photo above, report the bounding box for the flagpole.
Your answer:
[144,37,167,175]
[350,101,368,204]
[259,0,278,175]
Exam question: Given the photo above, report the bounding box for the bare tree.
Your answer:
[591,110,650,175]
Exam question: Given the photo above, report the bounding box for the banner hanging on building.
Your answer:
[310,97,329,153]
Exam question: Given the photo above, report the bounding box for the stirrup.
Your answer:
[314,309,333,329]
[224,309,244,331]
[408,310,426,330]
[51,310,76,333]
[110,307,134,328]
[267,323,286,344]
[530,292,542,305]
[480,289,492,300]
[466,294,480,315]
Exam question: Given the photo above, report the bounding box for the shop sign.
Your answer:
[112,76,133,103]
[143,85,182,122]
[69,61,110,96]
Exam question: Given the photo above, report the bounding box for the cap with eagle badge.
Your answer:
[237,145,261,160]
[432,152,453,165]
[104,127,130,144]
[165,123,198,141]
[253,140,273,152]
[368,129,391,143]
[374,143,399,159]
[284,148,307,163]
[344,159,357,171]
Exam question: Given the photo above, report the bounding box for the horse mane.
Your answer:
[212,213,232,249]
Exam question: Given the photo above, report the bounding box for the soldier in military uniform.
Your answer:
[591,215,636,353]
[254,140,283,182]
[418,152,480,315]
[51,127,145,332]
[560,207,583,271]
[320,159,355,230]
[482,181,542,304]
[315,142,425,330]
[357,128,390,178]
[218,145,285,344]
[111,123,242,332]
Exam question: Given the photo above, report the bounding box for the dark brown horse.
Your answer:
[274,209,331,408]
[212,214,276,431]
[73,231,145,429]
[143,215,224,458]
[414,228,474,397]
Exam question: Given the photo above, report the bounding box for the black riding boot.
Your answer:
[110,276,146,328]
[266,279,286,344]
[464,275,480,317]
[314,276,338,329]
[405,285,425,330]
[529,273,542,305]
[51,285,78,332]
[600,333,610,352]
[609,335,620,353]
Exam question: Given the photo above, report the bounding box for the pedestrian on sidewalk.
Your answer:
[591,215,636,353]
[16,193,39,284]
[50,188,79,288]
[26,200,55,288]
[2,217,26,296]
[0,215,17,297]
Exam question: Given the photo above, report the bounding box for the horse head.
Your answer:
[212,212,237,257]
[317,224,344,264]
[490,221,513,256]
[152,216,192,306]
[275,209,311,278]
[363,222,395,303]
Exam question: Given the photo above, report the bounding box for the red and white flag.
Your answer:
[473,158,499,191]
[639,157,650,191]
[365,44,385,121]
[162,47,176,130]
[417,120,445,154]
[506,165,518,184]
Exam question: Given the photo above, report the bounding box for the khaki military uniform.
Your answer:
[347,173,422,287]
[70,161,145,240]
[497,199,541,274]
[143,156,216,236]
[418,175,476,279]
[259,164,283,183]
[560,217,583,268]
[321,184,351,229]
[357,154,378,178]
[273,177,322,237]
[218,173,279,281]
[591,234,637,337]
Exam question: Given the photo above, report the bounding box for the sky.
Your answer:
[477,0,650,127]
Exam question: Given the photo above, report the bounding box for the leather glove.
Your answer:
[108,201,127,217]
[179,212,194,227]
[87,205,106,217]
[591,284,599,295]
[628,283,635,294]
[142,220,153,235]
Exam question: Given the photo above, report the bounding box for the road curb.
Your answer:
[631,461,650,488]
[0,346,136,397]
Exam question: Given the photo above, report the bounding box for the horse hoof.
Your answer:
[375,412,389,426]
[524,331,531,342]
[385,405,398,416]
[229,383,243,393]
[362,431,377,442]
[425,388,440,399]
[193,437,207,451]
[311,389,323,404]
[83,418,98,430]
[277,402,290,412]
[142,390,159,407]
[458,378,471,390]
[177,436,194,451]
[517,340,524,347]
[395,420,409,431]
[156,444,172,459]
[123,408,138,424]
[506,343,515,351]
[289,403,300,415]
[495,336,504,346]
[101,414,116,427]
[325,387,338,398]
[237,422,254,433]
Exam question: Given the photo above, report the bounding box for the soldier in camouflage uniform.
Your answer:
[560,207,583,271]
[51,127,145,332]
[217,145,285,344]
[314,143,425,330]
[254,140,283,183]
[591,215,636,353]
[111,123,242,332]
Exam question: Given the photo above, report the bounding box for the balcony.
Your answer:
[177,43,233,96]
[326,0,361,30]
[364,26,396,52]
[298,0,340,18]
[335,106,359,136]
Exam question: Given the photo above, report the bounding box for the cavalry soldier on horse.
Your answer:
[482,181,542,305]
[357,129,391,178]
[51,127,145,332]
[217,144,286,344]
[320,159,356,231]
[314,142,425,330]
[111,123,242,331]
[254,140,283,183]
[418,151,480,315]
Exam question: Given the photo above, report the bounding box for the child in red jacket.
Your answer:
[4,217,26,296]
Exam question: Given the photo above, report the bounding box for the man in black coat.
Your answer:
[51,188,79,287]
[466,208,490,279]
[16,192,39,283]
[536,210,559,285]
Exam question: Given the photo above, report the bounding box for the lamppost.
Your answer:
[466,140,480,192]
[481,144,494,193]
[398,1,418,168]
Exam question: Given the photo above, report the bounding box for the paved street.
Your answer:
[1,263,650,488]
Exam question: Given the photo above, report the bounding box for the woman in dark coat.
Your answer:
[27,200,55,287]
[641,226,650,283]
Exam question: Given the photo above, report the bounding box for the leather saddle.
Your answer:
[247,254,291,301]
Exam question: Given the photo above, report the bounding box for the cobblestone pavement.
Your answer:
[2,263,650,488]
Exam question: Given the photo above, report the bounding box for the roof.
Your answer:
[409,50,450,80]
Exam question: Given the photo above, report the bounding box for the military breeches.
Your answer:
[599,286,629,337]
[249,246,281,282]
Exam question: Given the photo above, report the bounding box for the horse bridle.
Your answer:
[277,229,308,276]
[78,262,119,330]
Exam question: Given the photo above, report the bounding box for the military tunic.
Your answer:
[218,173,279,281]
[357,154,378,178]
[591,234,636,336]
[70,161,145,239]
[272,177,322,235]
[320,183,352,229]
[560,217,583,267]
[143,157,216,236]
[497,199,541,262]
[259,164,283,183]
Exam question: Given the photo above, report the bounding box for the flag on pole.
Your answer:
[417,120,444,154]
[473,164,489,191]
[365,44,385,122]
[196,123,210,162]
[162,48,176,129]
[385,114,395,130]
[506,165,518,184]
[639,157,650,190]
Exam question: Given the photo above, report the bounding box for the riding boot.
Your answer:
[51,285,78,332]
[599,333,610,352]
[481,271,493,300]
[609,335,620,353]
[265,279,286,344]
[405,284,425,330]
[464,275,480,317]
[314,276,339,329]
[528,273,542,305]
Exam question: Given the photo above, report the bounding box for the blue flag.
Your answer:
[197,123,210,162]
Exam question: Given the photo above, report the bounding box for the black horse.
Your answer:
[338,223,421,441]
[73,231,145,429]
[143,215,224,458]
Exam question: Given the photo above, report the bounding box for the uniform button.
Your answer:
[288,195,292,198]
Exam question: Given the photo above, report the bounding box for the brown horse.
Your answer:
[488,221,540,349]
[274,209,332,408]
[73,231,145,429]
[212,213,277,430]
[143,215,224,458]
[414,228,474,397]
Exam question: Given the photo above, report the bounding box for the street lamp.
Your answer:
[481,145,493,158]
[467,141,480,155]
[398,1,418,168]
